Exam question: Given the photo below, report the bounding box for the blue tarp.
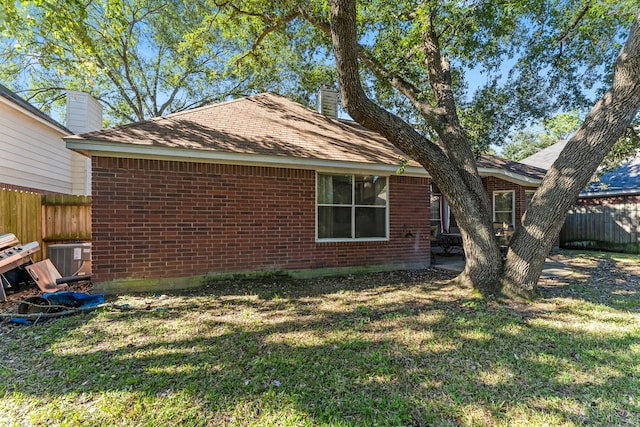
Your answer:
[43,291,105,309]
[8,292,105,324]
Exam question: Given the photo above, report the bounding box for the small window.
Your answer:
[317,174,388,240]
[493,190,514,226]
[430,192,441,222]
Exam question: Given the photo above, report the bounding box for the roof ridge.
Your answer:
[154,94,267,121]
[76,94,270,137]
[87,93,286,135]
[0,83,71,133]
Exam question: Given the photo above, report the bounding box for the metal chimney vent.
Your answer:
[317,87,339,119]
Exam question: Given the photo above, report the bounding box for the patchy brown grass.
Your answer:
[1,251,639,426]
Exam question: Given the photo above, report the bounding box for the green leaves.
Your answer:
[502,111,639,172]
[332,1,636,147]
[0,0,289,123]
[211,0,631,151]
[0,0,348,122]
[599,121,640,172]
[2,0,636,140]
[503,111,583,161]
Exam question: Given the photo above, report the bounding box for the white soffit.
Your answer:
[66,139,542,185]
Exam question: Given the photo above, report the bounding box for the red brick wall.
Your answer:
[445,177,536,229]
[91,158,430,283]
[482,177,537,226]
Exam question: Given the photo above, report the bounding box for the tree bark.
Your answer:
[329,0,503,295]
[330,0,640,299]
[501,13,640,297]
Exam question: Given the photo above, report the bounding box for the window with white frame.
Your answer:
[430,189,441,222]
[493,190,515,226]
[317,174,388,240]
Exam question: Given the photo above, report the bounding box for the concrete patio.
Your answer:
[432,251,576,278]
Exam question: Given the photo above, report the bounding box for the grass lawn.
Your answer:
[1,251,639,426]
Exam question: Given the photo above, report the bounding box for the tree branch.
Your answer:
[329,0,448,170]
[554,1,593,48]
[122,8,145,119]
[234,10,301,65]
[299,7,445,127]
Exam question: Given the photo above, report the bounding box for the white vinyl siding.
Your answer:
[0,101,88,194]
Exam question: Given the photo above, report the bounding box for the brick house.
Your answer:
[65,92,545,293]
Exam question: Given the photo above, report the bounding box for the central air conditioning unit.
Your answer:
[47,242,91,277]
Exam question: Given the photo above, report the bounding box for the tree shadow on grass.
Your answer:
[537,254,640,312]
[1,268,639,426]
[196,269,445,300]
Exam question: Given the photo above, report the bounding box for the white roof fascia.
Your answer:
[66,139,543,185]
[478,168,543,187]
[65,139,428,177]
[0,96,70,136]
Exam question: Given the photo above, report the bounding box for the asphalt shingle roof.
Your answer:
[588,155,640,193]
[68,92,545,180]
[521,140,640,193]
[69,92,415,167]
[478,154,546,181]
[519,140,568,170]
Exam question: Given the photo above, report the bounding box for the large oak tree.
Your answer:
[0,0,333,124]
[226,0,640,297]
[329,1,640,297]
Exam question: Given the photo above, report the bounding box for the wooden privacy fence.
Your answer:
[560,195,640,254]
[0,188,91,260]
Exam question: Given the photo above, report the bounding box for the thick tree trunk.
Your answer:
[329,0,504,295]
[330,0,640,299]
[501,14,640,297]
[451,222,503,295]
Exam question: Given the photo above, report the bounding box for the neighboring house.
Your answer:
[521,141,640,253]
[65,91,545,293]
[519,139,569,172]
[585,153,640,194]
[0,84,101,195]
